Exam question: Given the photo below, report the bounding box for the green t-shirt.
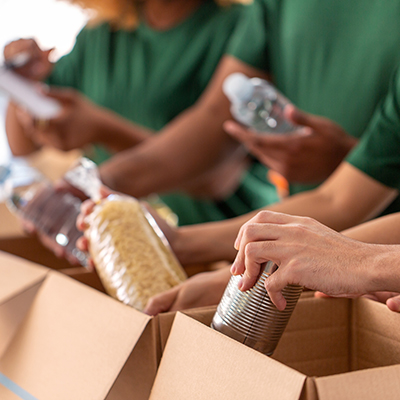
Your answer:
[47,1,278,225]
[228,0,400,199]
[347,67,400,199]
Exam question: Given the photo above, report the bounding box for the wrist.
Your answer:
[365,244,400,293]
[175,222,238,266]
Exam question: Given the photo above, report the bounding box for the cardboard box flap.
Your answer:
[273,297,351,377]
[150,312,306,400]
[0,271,152,400]
[315,364,400,400]
[352,298,400,370]
[0,252,49,358]
[0,251,48,303]
[158,305,216,352]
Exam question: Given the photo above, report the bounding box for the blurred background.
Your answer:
[0,0,88,165]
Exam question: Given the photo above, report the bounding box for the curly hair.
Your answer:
[64,0,252,30]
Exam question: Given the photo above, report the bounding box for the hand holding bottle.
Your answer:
[224,104,358,183]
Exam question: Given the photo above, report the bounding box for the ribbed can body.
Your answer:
[211,261,302,355]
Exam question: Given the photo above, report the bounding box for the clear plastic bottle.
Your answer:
[4,161,87,266]
[223,72,299,134]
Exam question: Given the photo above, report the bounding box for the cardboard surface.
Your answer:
[272,297,351,377]
[315,365,400,400]
[150,312,306,400]
[60,266,106,293]
[0,251,48,302]
[2,248,400,400]
[153,296,400,400]
[0,203,23,239]
[0,253,158,400]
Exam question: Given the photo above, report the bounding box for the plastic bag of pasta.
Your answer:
[84,194,187,311]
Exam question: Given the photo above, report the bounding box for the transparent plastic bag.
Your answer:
[85,194,187,311]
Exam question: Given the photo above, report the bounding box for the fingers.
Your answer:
[76,199,96,231]
[223,120,257,142]
[264,271,288,311]
[99,185,113,198]
[144,286,180,316]
[386,295,400,313]
[234,210,298,250]
[284,104,321,131]
[232,211,299,289]
[314,291,332,298]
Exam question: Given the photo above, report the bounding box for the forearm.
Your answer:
[342,213,400,244]
[268,163,398,231]
[5,102,41,156]
[99,56,270,197]
[173,210,259,265]
[99,101,233,196]
[93,106,153,152]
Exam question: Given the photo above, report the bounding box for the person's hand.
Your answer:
[76,185,114,269]
[4,38,54,81]
[224,104,358,184]
[231,210,385,311]
[13,87,104,152]
[315,290,400,313]
[144,267,231,315]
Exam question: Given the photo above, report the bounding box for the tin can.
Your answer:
[211,261,302,355]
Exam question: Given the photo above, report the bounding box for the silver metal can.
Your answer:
[211,261,303,356]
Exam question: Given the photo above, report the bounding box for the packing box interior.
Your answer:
[2,250,400,400]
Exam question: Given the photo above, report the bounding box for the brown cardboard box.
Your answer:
[4,245,400,400]
[0,148,82,270]
[151,297,400,400]
[0,251,160,400]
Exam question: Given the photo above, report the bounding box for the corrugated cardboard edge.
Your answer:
[150,312,306,400]
[0,280,45,358]
[157,306,217,352]
[0,271,154,400]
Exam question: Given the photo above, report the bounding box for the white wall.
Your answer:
[0,0,88,165]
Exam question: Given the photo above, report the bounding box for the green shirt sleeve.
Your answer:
[226,0,270,71]
[346,66,400,190]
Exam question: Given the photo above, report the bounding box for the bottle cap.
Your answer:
[223,73,254,103]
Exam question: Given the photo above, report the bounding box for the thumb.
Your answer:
[39,85,77,104]
[144,286,180,316]
[284,104,323,132]
[44,48,55,58]
[386,295,400,313]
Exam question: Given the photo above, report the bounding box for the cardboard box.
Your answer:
[0,148,82,270]
[4,246,400,400]
[0,251,160,400]
[151,296,400,399]
[59,266,106,293]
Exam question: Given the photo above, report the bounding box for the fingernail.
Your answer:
[234,238,239,250]
[230,262,237,275]
[238,278,244,291]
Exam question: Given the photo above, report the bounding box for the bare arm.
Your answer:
[172,162,398,264]
[5,87,153,156]
[99,56,270,196]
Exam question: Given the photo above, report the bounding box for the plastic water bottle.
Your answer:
[4,161,87,266]
[223,73,298,134]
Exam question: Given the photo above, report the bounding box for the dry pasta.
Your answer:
[85,195,186,311]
